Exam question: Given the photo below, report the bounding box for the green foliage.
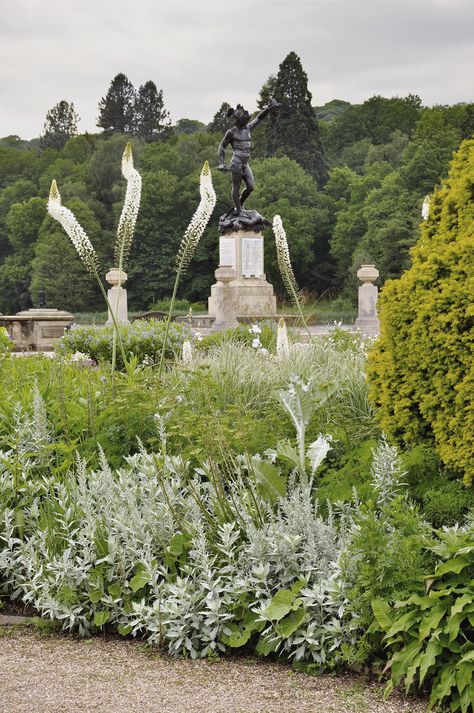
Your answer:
[0,327,11,355]
[57,319,193,370]
[97,73,136,135]
[372,527,474,712]
[135,80,171,142]
[40,100,79,150]
[260,52,328,188]
[367,139,474,484]
[402,447,474,527]
[339,497,434,665]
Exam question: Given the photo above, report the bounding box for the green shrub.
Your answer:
[402,446,474,527]
[148,297,206,314]
[372,526,474,712]
[57,319,193,370]
[367,139,474,484]
[198,321,276,352]
[339,494,434,666]
[0,327,11,355]
[315,439,377,505]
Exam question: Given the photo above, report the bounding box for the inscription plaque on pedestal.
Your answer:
[241,237,263,278]
[219,236,236,269]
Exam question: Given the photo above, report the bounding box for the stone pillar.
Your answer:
[354,264,380,337]
[106,268,128,325]
[208,231,277,331]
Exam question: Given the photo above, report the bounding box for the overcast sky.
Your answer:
[1,0,473,140]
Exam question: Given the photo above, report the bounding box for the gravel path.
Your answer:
[0,627,428,713]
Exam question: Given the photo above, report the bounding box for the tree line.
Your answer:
[0,51,472,315]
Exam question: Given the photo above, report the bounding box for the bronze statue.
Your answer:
[217,98,280,233]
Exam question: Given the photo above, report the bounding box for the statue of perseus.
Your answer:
[217,98,280,233]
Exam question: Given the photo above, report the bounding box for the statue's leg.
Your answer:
[231,172,242,213]
[240,164,255,207]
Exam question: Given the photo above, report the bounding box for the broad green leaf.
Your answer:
[108,583,122,599]
[221,623,251,648]
[275,440,300,469]
[169,533,187,557]
[435,557,470,577]
[445,612,463,643]
[256,635,279,656]
[276,608,306,638]
[386,609,418,638]
[251,458,286,503]
[130,563,151,592]
[93,610,110,627]
[451,594,472,617]
[460,681,474,713]
[419,639,442,685]
[118,624,132,636]
[89,589,102,604]
[266,590,294,621]
[391,641,422,686]
[455,662,474,694]
[372,599,393,630]
[419,606,446,640]
[459,650,474,664]
[431,664,456,703]
[405,652,423,693]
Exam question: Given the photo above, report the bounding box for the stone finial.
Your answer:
[357,264,379,284]
[106,268,128,286]
[355,264,380,337]
[106,268,129,325]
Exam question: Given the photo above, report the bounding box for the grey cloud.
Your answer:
[0,0,472,138]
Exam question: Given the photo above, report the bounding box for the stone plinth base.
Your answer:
[209,279,277,331]
[0,308,75,351]
[208,230,277,331]
[354,316,380,337]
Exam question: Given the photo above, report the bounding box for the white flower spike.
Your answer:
[48,180,100,276]
[115,142,142,269]
[175,161,216,274]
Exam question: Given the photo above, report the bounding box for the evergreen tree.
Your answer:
[262,52,328,187]
[97,73,136,135]
[40,100,79,150]
[207,102,232,134]
[135,80,170,142]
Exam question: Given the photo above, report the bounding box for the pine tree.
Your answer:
[40,100,79,150]
[97,73,136,135]
[207,102,232,134]
[135,81,170,142]
[263,52,328,188]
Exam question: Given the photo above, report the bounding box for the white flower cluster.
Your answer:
[276,318,290,358]
[48,180,100,276]
[175,161,216,274]
[272,215,300,304]
[114,142,142,269]
[69,351,94,365]
[248,323,268,355]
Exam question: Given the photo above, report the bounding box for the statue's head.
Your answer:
[227,104,250,129]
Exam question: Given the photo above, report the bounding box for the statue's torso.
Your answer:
[230,126,251,159]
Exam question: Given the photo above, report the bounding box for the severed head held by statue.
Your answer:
[217,97,280,234]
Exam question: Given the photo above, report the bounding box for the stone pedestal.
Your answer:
[106,268,128,325]
[0,308,74,351]
[354,264,380,337]
[208,231,277,331]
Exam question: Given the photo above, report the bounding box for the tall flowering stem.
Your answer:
[47,180,127,370]
[158,161,216,377]
[114,142,142,270]
[111,142,142,371]
[272,215,311,338]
